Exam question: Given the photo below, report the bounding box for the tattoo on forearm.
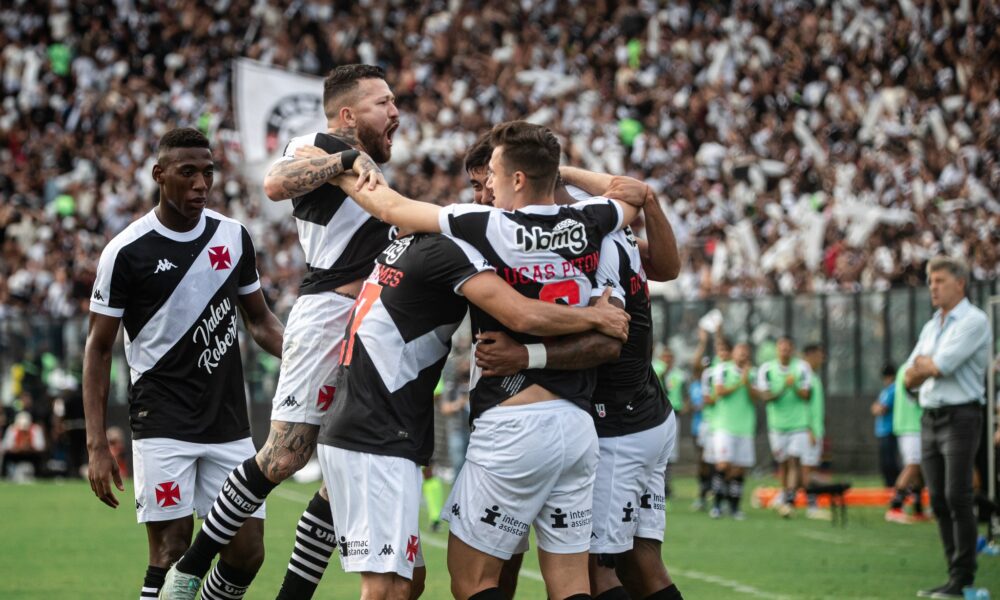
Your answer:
[259,422,320,481]
[271,153,345,197]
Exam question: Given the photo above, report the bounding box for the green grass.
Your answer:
[1,477,996,599]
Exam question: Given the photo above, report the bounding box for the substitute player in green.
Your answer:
[708,342,756,520]
[886,365,927,523]
[755,336,813,518]
[800,344,829,520]
[656,347,688,476]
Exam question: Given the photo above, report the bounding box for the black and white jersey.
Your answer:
[589,227,671,437]
[317,234,492,465]
[438,199,623,421]
[277,133,395,295]
[90,209,261,444]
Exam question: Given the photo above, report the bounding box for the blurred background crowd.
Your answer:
[2,0,998,321]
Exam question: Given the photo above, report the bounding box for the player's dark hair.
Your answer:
[158,127,209,153]
[323,64,386,115]
[803,343,822,354]
[778,334,794,344]
[464,132,493,173]
[488,120,561,195]
[882,363,897,377]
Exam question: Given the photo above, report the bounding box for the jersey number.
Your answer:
[539,280,581,305]
[339,281,383,366]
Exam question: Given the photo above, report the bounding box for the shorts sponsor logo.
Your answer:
[338,536,368,557]
[551,508,568,529]
[621,501,635,522]
[480,505,502,526]
[514,219,588,254]
[405,535,419,562]
[208,245,232,270]
[567,508,592,528]
[317,386,334,411]
[378,544,394,556]
[640,492,652,509]
[155,481,181,507]
[279,395,298,408]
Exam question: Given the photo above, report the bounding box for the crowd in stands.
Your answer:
[1,0,998,322]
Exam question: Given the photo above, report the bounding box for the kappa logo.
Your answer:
[622,501,635,522]
[135,498,143,511]
[451,503,461,517]
[378,544,394,556]
[279,395,298,408]
[595,403,607,418]
[155,481,181,507]
[481,505,502,526]
[550,508,568,529]
[154,259,178,273]
[208,245,232,270]
[92,289,104,301]
[317,386,334,412]
[514,219,588,254]
[405,535,419,562]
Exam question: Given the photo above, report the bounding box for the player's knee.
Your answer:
[256,442,314,481]
[153,534,190,567]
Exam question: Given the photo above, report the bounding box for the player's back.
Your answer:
[317,233,491,465]
[279,132,394,295]
[438,198,623,420]
[90,208,260,443]
[590,227,672,437]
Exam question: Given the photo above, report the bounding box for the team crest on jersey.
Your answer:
[382,236,413,265]
[514,219,588,254]
[208,246,232,270]
[624,226,638,248]
[155,481,181,507]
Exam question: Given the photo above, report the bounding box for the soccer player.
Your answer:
[755,336,813,518]
[695,331,728,512]
[656,348,687,499]
[800,344,829,520]
[474,167,685,600]
[316,228,630,600]
[709,342,756,520]
[164,64,398,599]
[886,364,926,524]
[82,128,284,600]
[325,120,645,599]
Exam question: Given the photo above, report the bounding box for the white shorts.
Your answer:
[699,424,716,464]
[270,292,353,426]
[712,431,756,468]
[801,435,822,467]
[768,430,810,462]
[592,412,676,553]
[132,437,265,523]
[898,433,921,466]
[442,400,598,560]
[317,445,425,579]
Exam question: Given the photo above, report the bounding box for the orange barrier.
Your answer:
[753,486,931,508]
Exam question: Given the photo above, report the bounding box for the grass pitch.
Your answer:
[1,477,996,599]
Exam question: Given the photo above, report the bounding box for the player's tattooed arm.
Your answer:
[263,151,348,200]
[257,421,320,482]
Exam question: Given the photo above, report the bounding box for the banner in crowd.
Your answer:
[233,59,327,218]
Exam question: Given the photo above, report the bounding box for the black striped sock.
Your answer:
[176,457,276,578]
[200,560,253,600]
[139,565,166,599]
[728,476,744,512]
[711,472,725,508]
[276,491,336,600]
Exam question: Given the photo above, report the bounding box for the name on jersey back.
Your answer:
[500,251,599,286]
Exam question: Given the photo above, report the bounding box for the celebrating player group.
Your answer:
[82,64,685,600]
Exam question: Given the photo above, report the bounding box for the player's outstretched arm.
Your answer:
[263,150,352,201]
[237,289,284,358]
[331,173,443,234]
[637,186,681,281]
[83,313,125,509]
[461,276,630,341]
[559,166,644,228]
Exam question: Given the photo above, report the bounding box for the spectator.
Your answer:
[2,410,46,481]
